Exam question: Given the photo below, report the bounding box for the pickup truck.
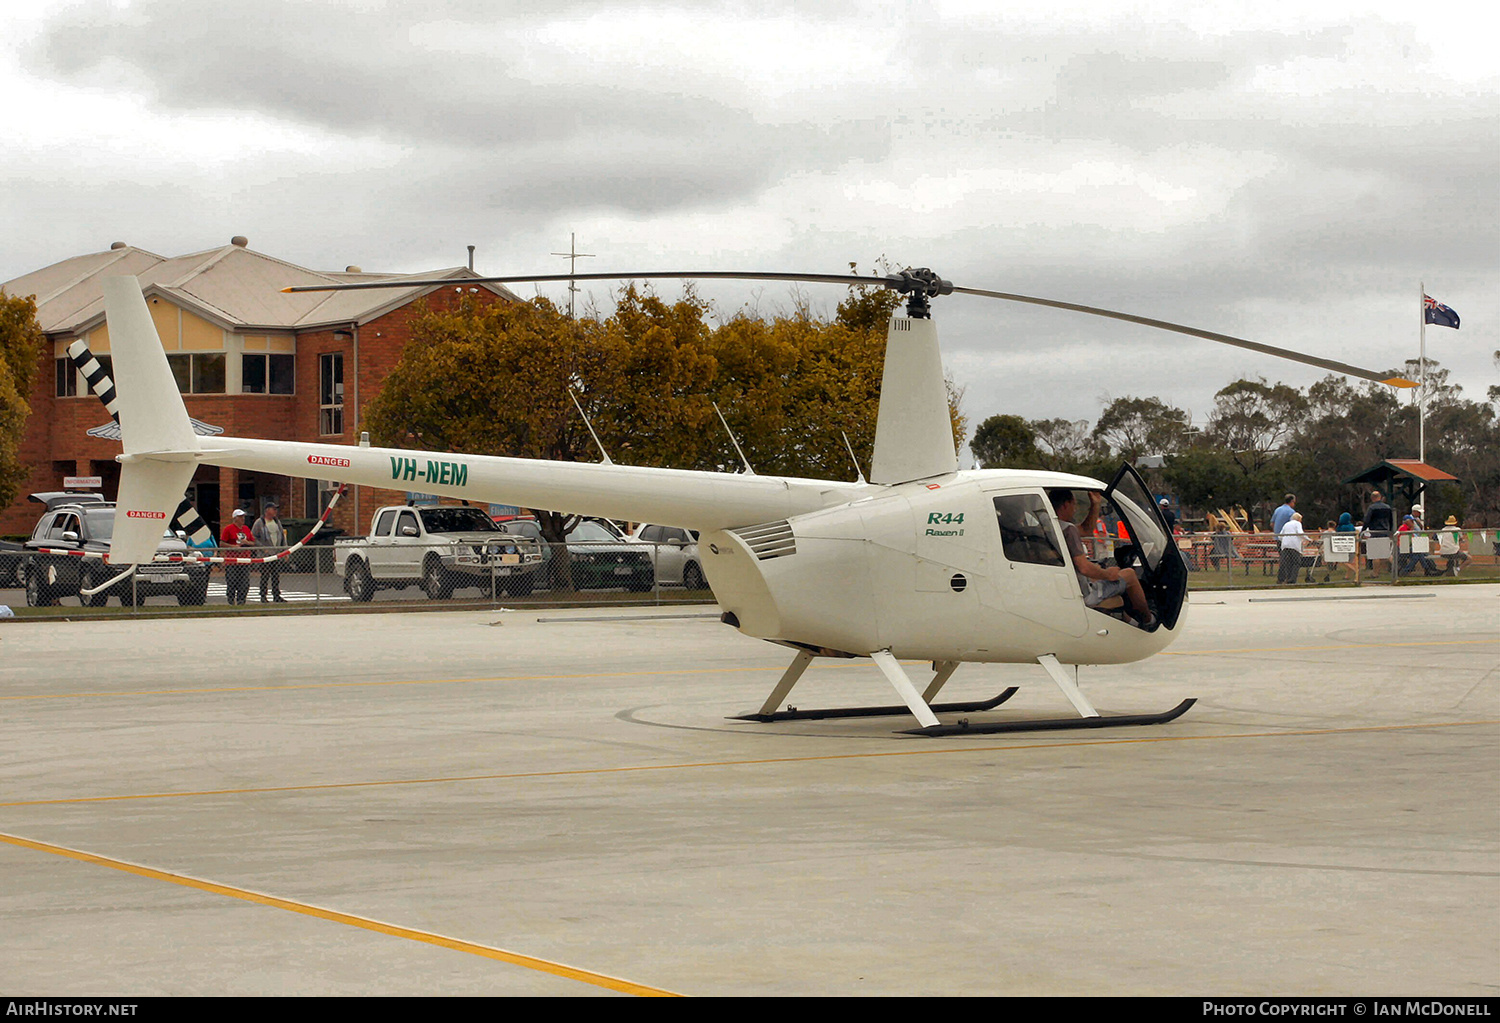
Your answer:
[23,495,209,606]
[334,505,545,601]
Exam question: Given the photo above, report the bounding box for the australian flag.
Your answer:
[1424,294,1460,329]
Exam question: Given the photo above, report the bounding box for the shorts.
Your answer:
[1083,576,1131,607]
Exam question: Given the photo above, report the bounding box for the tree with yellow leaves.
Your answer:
[0,291,43,512]
[365,280,967,548]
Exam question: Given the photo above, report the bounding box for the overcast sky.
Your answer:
[4,0,1496,458]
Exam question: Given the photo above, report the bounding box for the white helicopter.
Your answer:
[98,269,1415,735]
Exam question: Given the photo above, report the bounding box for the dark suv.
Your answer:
[495,517,654,592]
[23,497,209,607]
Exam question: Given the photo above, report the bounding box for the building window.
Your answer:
[55,358,77,397]
[319,352,344,435]
[166,353,227,394]
[304,477,339,516]
[242,353,295,394]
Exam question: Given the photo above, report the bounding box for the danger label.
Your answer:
[308,455,351,467]
[125,510,166,519]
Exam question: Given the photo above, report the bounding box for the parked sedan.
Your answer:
[629,524,706,590]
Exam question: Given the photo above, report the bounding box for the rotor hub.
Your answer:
[884,268,953,319]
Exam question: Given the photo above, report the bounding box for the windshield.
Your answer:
[419,507,498,533]
[567,520,622,543]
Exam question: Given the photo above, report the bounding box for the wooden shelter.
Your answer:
[1342,459,1460,510]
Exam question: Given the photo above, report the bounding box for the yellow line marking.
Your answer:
[0,830,680,997]
[5,637,1497,702]
[4,720,1493,810]
[1162,638,1500,656]
[0,665,812,702]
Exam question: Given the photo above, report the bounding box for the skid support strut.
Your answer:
[731,652,1018,723]
[899,654,1195,737]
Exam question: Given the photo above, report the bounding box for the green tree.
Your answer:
[364,295,612,561]
[0,291,43,512]
[1092,396,1191,461]
[969,414,1044,470]
[365,279,964,544]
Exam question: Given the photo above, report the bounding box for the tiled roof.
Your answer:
[2,242,517,335]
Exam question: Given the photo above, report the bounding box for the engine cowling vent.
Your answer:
[730,520,797,561]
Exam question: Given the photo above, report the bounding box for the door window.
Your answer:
[992,494,1066,568]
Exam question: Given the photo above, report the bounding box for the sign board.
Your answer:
[1324,533,1356,562]
[405,492,440,507]
[64,476,102,489]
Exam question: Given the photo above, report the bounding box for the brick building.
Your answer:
[2,238,515,539]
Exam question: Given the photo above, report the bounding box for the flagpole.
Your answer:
[1419,280,1426,464]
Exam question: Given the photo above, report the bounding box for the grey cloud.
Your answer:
[28,0,890,218]
[34,1,733,145]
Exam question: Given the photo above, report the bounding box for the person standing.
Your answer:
[220,509,254,605]
[1331,512,1358,581]
[1271,494,1297,535]
[1277,512,1306,584]
[252,501,288,602]
[1157,497,1178,534]
[1365,490,1394,575]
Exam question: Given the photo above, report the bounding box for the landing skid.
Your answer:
[897,698,1196,737]
[736,649,1195,736]
[730,687,1020,723]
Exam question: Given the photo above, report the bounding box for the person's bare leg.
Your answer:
[1120,567,1151,620]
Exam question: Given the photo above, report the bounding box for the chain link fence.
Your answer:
[4,528,1497,617]
[0,538,713,616]
[1154,527,1499,589]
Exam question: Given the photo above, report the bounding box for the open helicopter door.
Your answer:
[1102,463,1188,631]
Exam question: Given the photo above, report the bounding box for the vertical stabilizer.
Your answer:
[869,316,958,484]
[101,277,198,456]
[100,277,200,565]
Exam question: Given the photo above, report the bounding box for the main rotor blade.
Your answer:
[283,270,883,293]
[952,285,1417,388]
[283,268,1415,388]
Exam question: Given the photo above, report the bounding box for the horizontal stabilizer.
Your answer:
[109,458,197,565]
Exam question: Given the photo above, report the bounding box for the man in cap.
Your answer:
[1157,497,1177,533]
[252,500,288,602]
[219,509,255,605]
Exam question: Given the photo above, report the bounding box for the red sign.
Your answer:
[126,510,167,519]
[308,454,351,467]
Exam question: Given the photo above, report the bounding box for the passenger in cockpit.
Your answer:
[1049,489,1156,630]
